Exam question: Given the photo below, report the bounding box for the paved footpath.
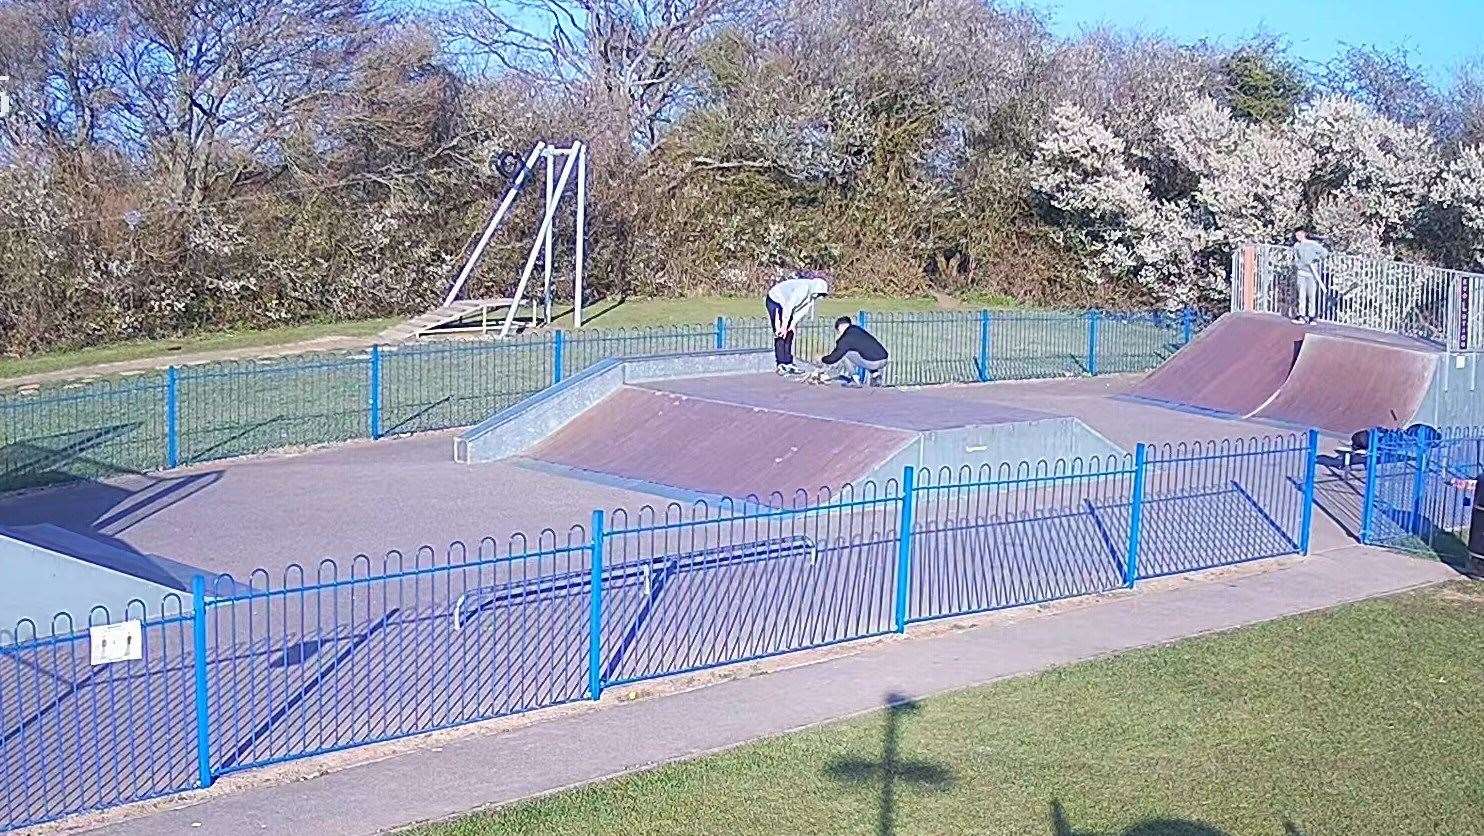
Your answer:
[2,336,378,391]
[73,546,1459,836]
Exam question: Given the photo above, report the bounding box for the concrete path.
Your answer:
[73,546,1459,836]
[1,337,385,391]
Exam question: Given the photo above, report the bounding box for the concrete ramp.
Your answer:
[454,349,774,463]
[1127,312,1302,416]
[1247,332,1438,435]
[0,525,210,637]
[527,387,916,500]
[520,375,1126,501]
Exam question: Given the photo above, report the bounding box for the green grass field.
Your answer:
[553,293,1013,330]
[0,294,1012,382]
[413,582,1483,836]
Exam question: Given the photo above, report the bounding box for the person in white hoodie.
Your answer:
[765,270,831,374]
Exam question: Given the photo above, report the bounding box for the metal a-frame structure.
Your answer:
[380,140,588,341]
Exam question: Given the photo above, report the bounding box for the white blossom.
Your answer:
[1032,93,1456,306]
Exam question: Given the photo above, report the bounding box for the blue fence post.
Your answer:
[893,466,916,632]
[368,346,383,440]
[858,310,869,329]
[1180,307,1196,346]
[1086,309,1102,376]
[1409,433,1430,536]
[165,366,180,468]
[1123,444,1148,587]
[553,331,566,385]
[714,316,727,350]
[977,310,991,382]
[588,509,605,700]
[1299,428,1321,554]
[1360,428,1380,543]
[191,575,213,789]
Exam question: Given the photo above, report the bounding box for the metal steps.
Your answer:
[378,298,529,341]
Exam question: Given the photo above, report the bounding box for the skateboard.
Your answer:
[785,366,854,386]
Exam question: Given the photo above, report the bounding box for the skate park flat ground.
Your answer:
[0,373,1327,583]
[641,374,1065,430]
[0,433,662,583]
[934,374,1289,448]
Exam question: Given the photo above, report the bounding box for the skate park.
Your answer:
[4,1,1484,828]
[1,225,1479,830]
[2,236,1472,618]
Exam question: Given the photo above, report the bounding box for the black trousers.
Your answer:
[765,297,794,365]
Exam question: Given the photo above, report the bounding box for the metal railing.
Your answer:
[1360,426,1483,557]
[1,431,1317,830]
[0,308,1202,493]
[1231,242,1483,350]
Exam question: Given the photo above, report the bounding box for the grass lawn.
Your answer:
[553,293,1014,330]
[413,581,1483,836]
[0,294,1018,382]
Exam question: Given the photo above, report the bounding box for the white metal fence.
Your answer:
[1231,242,1484,351]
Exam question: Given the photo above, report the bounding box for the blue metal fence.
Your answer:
[0,309,1201,492]
[1,429,1314,830]
[1361,426,1483,556]
[1,600,198,829]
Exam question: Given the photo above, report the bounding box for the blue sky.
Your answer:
[409,0,1481,86]
[1031,0,1481,84]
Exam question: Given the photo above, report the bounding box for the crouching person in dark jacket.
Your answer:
[820,316,889,386]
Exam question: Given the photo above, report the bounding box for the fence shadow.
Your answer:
[1310,472,1364,541]
[1049,800,1233,836]
[0,426,147,491]
[0,458,223,590]
[825,692,955,836]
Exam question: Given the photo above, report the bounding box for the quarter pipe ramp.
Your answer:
[1128,312,1441,436]
[1128,312,1303,417]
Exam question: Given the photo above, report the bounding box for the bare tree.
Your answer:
[106,0,380,206]
[0,0,129,169]
[1447,56,1484,145]
[449,0,747,150]
[1319,45,1444,130]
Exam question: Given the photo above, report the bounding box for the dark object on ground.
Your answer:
[495,151,522,179]
[1402,423,1441,443]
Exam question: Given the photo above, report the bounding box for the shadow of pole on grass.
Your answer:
[1050,799,1238,836]
[824,692,954,836]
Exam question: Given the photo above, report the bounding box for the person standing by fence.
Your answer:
[1291,230,1329,325]
[766,270,831,374]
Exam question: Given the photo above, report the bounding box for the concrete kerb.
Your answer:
[454,349,773,463]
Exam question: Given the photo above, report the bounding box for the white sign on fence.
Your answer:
[90,620,144,665]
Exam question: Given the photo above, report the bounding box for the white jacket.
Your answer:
[767,276,830,331]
